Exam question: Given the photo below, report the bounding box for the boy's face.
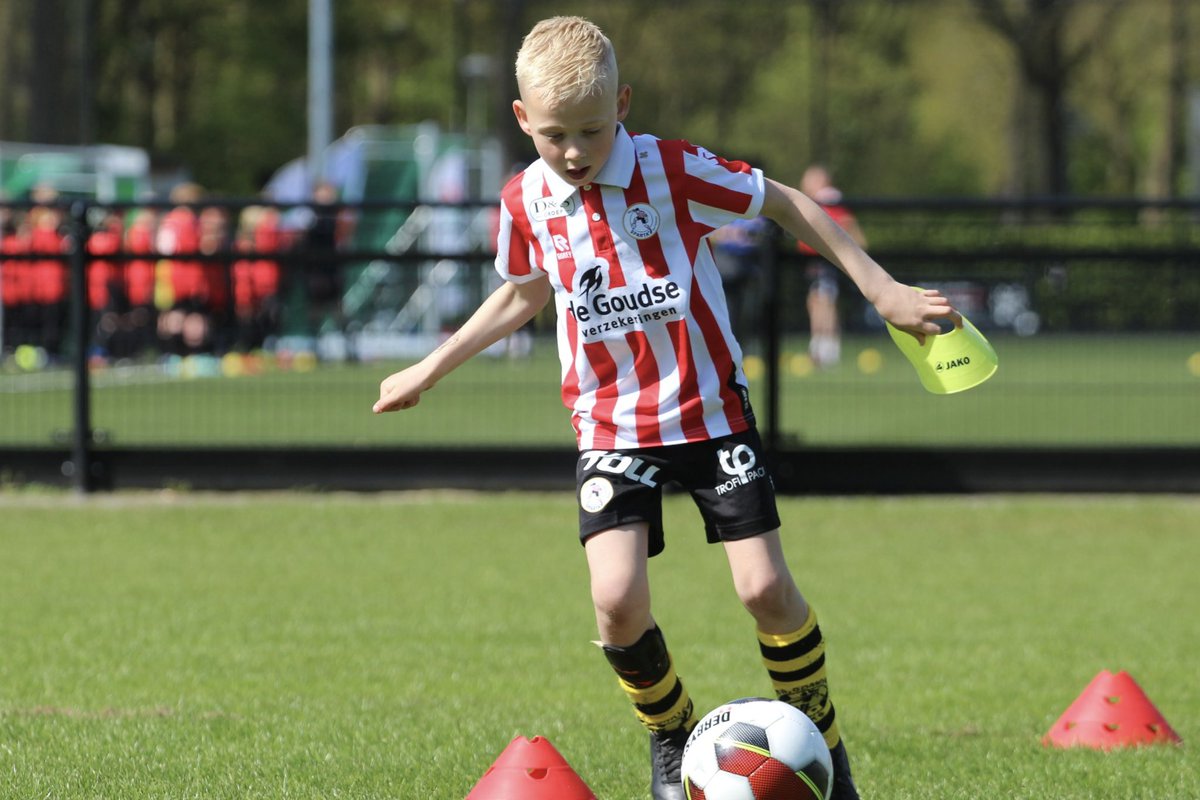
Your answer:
[513,84,631,187]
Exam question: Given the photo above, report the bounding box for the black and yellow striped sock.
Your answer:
[602,626,697,734]
[758,606,842,750]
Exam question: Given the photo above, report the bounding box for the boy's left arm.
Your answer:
[761,177,956,341]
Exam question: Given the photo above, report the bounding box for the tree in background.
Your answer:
[0,0,1193,198]
[969,0,1127,196]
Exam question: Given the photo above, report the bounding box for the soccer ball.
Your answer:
[681,698,833,800]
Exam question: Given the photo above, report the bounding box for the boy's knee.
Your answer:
[591,579,651,643]
[592,583,645,622]
[736,571,802,621]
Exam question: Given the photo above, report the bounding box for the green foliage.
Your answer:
[1,493,1197,798]
[91,0,312,193]
[9,0,1182,195]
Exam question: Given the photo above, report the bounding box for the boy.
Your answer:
[374,16,956,800]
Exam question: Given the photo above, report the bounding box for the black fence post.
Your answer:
[65,200,93,494]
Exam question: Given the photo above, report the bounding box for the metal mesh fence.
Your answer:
[1,199,1198,457]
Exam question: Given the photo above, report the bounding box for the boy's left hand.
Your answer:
[373,364,432,413]
[873,282,960,345]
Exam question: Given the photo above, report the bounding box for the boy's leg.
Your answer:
[585,524,654,646]
[724,531,860,800]
[587,526,697,800]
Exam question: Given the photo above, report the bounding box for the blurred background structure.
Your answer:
[0,0,1198,493]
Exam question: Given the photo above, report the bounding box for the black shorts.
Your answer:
[576,428,781,557]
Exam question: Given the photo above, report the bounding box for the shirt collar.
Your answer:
[541,123,635,203]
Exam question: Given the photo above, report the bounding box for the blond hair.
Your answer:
[515,16,618,108]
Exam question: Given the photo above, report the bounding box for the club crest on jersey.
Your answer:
[623,203,660,240]
[529,195,577,221]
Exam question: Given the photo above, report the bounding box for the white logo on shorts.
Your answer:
[715,444,767,495]
[580,476,615,513]
[579,451,661,487]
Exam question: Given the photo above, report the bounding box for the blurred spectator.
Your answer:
[298,180,345,336]
[198,205,232,307]
[710,215,768,344]
[1,207,31,352]
[231,205,283,351]
[86,211,123,311]
[198,204,234,351]
[123,209,160,356]
[86,211,126,358]
[28,186,68,359]
[156,183,211,355]
[797,165,867,368]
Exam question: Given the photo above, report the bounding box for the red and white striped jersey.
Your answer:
[495,125,765,450]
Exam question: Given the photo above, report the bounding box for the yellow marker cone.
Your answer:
[887,313,998,394]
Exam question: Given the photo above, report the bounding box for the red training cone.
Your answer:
[465,735,597,800]
[1043,669,1182,750]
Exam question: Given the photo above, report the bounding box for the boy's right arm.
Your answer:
[373,276,551,413]
[761,177,955,340]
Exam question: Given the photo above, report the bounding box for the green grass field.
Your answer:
[2,332,1200,449]
[1,491,1196,798]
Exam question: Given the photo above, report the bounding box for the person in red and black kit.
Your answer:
[156,183,211,355]
[1,208,33,352]
[85,211,127,360]
[123,209,159,357]
[28,188,69,359]
[198,205,234,352]
[231,205,283,351]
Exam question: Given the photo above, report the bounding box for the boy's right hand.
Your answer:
[373,366,431,413]
[873,281,960,345]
